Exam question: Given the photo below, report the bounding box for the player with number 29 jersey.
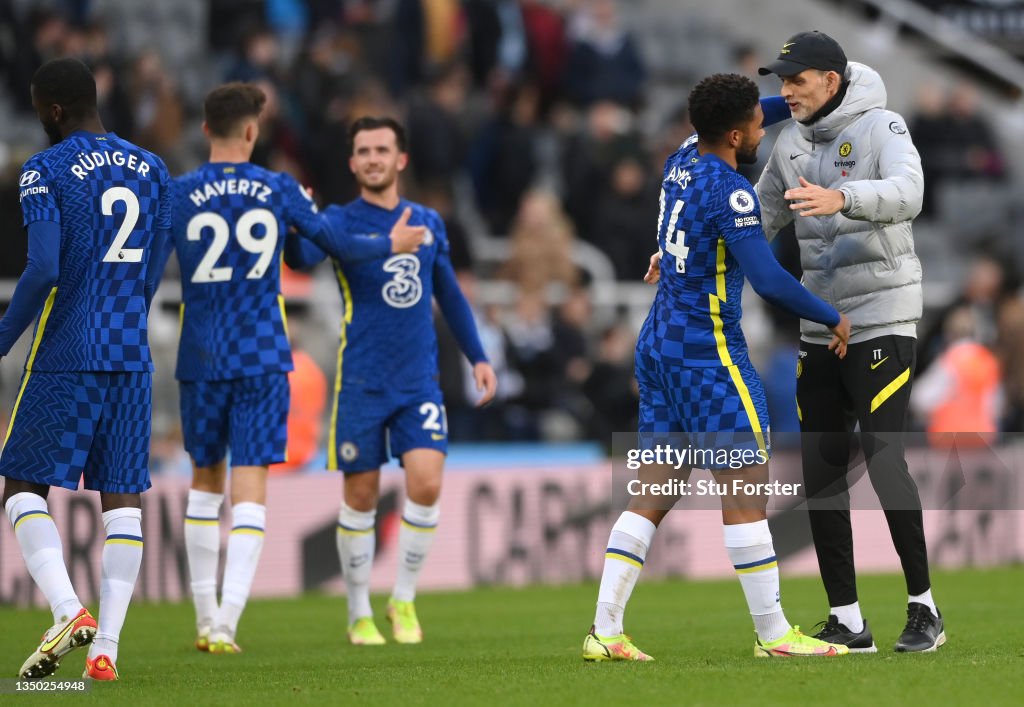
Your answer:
[170,162,322,382]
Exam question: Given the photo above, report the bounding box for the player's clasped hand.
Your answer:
[828,312,851,359]
[785,176,845,217]
[389,206,426,253]
[473,362,498,407]
[643,251,661,284]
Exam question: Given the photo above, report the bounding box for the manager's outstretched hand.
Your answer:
[785,176,845,217]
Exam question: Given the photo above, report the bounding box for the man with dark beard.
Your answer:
[583,73,850,661]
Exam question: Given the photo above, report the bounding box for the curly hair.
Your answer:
[687,73,760,144]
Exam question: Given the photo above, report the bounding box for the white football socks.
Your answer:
[594,512,656,637]
[218,502,266,637]
[337,502,376,624]
[831,602,865,633]
[724,520,790,643]
[89,507,144,663]
[5,492,82,623]
[392,499,439,602]
[184,489,223,632]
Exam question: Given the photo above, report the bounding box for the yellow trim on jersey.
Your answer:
[178,302,185,337]
[870,367,911,413]
[715,236,727,302]
[796,397,802,422]
[278,293,289,339]
[4,287,57,448]
[706,243,766,453]
[327,263,353,471]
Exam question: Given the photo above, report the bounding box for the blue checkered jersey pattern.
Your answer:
[17,131,171,372]
[171,163,326,381]
[637,145,765,368]
[326,198,450,392]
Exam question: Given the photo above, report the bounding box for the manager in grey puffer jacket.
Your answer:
[757,31,944,655]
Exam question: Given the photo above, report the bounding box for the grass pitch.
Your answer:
[0,567,1020,705]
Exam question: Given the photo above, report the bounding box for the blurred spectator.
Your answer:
[406,61,470,192]
[503,289,560,438]
[588,155,658,280]
[469,80,543,234]
[499,188,579,291]
[563,0,645,108]
[3,10,68,113]
[417,182,473,270]
[437,271,523,440]
[581,321,638,448]
[390,0,463,96]
[911,306,1001,448]
[561,100,645,238]
[910,81,1007,218]
[227,24,281,82]
[919,253,1014,373]
[520,0,568,109]
[126,50,185,166]
[995,296,1024,433]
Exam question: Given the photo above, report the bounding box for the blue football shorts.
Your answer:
[635,351,771,469]
[0,370,152,493]
[329,382,447,473]
[179,372,290,468]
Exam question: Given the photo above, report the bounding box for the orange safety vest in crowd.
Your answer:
[928,341,1001,448]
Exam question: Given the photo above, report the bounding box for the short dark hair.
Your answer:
[204,82,266,138]
[349,116,407,154]
[31,57,97,121]
[688,73,760,144]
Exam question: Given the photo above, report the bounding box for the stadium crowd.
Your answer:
[0,0,1021,455]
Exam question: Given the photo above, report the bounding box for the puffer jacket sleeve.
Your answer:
[755,146,794,240]
[838,113,923,224]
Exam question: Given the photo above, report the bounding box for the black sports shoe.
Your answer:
[895,603,945,653]
[812,615,877,653]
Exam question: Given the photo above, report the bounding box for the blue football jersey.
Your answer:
[16,131,171,372]
[325,198,449,392]
[636,140,764,367]
[171,162,326,381]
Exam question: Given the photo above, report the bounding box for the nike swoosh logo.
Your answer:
[871,357,889,370]
[40,618,78,653]
[790,153,806,160]
[783,42,796,49]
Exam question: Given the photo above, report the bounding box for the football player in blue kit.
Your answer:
[288,117,497,645]
[0,58,172,681]
[583,74,852,661]
[165,85,424,655]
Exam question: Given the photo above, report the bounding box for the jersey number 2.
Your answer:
[101,187,143,263]
[186,209,278,282]
[657,189,689,274]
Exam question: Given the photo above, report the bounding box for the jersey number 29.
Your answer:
[187,209,278,282]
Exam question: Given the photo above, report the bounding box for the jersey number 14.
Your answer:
[657,189,689,273]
